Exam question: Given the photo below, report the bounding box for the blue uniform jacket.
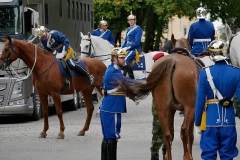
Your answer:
[40,30,70,53]
[122,25,142,52]
[195,61,240,127]
[100,63,130,113]
[188,19,215,56]
[92,29,115,45]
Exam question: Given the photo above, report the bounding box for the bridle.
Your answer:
[81,37,94,57]
[81,36,112,61]
[0,39,19,69]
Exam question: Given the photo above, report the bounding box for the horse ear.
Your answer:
[88,32,91,38]
[225,24,232,41]
[171,34,174,41]
[7,35,12,44]
[80,32,83,38]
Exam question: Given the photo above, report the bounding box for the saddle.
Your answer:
[172,48,211,70]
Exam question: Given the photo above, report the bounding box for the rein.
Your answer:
[15,44,38,82]
[81,37,111,61]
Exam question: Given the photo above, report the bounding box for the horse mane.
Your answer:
[14,39,55,56]
[163,40,174,53]
[91,35,112,48]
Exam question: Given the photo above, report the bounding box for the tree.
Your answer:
[93,0,240,50]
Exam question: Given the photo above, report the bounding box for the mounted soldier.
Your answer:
[121,11,143,79]
[36,25,94,85]
[187,3,215,57]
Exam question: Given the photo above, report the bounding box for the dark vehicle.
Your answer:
[0,0,94,120]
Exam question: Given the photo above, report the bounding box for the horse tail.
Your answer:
[118,59,175,101]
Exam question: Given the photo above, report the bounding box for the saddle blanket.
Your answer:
[57,59,87,78]
[132,56,146,71]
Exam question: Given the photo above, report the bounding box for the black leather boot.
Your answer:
[101,139,108,160]
[107,139,117,160]
[74,64,94,85]
[162,145,166,160]
[123,64,135,79]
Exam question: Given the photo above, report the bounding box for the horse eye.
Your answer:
[86,45,89,48]
[4,48,8,52]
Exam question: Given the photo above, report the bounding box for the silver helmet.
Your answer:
[196,3,207,19]
[208,35,228,62]
[127,11,136,20]
[35,25,48,38]
[100,17,108,26]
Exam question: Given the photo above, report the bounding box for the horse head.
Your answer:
[80,32,94,58]
[0,35,20,70]
[80,32,114,61]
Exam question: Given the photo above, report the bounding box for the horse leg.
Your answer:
[38,93,49,138]
[181,107,194,160]
[159,109,174,160]
[52,94,65,139]
[78,89,94,136]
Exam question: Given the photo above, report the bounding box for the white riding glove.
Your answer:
[56,50,66,59]
[122,47,130,51]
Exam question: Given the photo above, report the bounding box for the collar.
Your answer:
[113,64,121,69]
[130,24,137,28]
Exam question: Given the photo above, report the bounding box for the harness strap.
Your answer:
[205,67,223,100]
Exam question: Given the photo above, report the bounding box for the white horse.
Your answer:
[225,24,240,67]
[80,32,169,79]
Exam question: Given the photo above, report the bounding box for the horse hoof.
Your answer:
[57,134,65,139]
[96,112,100,117]
[77,131,85,136]
[38,133,47,138]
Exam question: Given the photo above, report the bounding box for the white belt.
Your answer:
[107,87,119,94]
[193,38,211,43]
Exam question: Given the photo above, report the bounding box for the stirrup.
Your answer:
[89,74,95,85]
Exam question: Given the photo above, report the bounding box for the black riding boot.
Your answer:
[74,64,94,85]
[101,139,108,160]
[124,64,135,79]
[107,139,117,160]
[162,146,166,160]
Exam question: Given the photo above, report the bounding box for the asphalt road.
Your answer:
[0,95,239,160]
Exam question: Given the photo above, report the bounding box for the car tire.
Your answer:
[32,89,42,121]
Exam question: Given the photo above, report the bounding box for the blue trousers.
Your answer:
[200,127,238,160]
[100,111,122,141]
[125,50,136,64]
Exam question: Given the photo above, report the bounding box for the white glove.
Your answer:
[122,47,129,51]
[53,50,57,55]
[56,51,66,59]
[195,126,202,136]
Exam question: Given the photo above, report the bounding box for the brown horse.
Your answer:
[118,56,198,159]
[0,36,106,139]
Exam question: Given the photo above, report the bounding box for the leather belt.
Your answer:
[52,43,63,51]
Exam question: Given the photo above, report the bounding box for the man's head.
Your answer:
[35,25,48,40]
[111,48,127,67]
[196,3,207,20]
[208,35,228,62]
[99,18,108,30]
[127,11,136,26]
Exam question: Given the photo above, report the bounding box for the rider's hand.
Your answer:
[56,51,66,59]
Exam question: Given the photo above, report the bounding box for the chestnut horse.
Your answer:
[118,53,198,160]
[0,36,106,139]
